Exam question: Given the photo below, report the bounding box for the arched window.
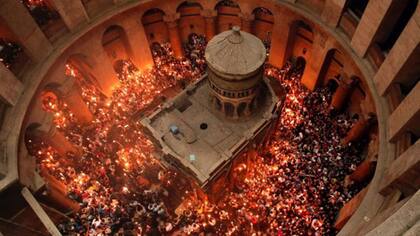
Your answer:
[252,7,274,51]
[177,2,205,43]
[285,21,314,62]
[142,9,168,45]
[102,25,132,65]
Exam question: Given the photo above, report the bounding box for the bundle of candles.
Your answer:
[29,36,367,235]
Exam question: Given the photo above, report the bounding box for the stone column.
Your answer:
[118,13,154,70]
[330,75,357,111]
[164,14,183,58]
[0,0,52,62]
[49,0,89,31]
[0,63,23,105]
[201,9,217,41]
[59,78,93,124]
[350,0,393,57]
[373,12,420,96]
[388,82,420,142]
[321,0,346,28]
[240,13,254,33]
[342,114,376,145]
[301,33,331,90]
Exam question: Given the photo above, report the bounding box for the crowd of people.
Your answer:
[21,0,60,27]
[27,36,368,235]
[0,1,58,70]
[0,38,23,69]
[183,33,207,74]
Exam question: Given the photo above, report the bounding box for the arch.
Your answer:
[215,0,241,33]
[224,102,235,117]
[177,1,203,12]
[252,7,274,49]
[141,8,169,45]
[102,25,133,65]
[215,0,240,9]
[237,102,247,116]
[318,48,344,88]
[177,1,205,43]
[285,20,314,63]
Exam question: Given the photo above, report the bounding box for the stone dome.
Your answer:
[205,26,266,80]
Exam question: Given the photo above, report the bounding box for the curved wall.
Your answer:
[0,0,419,235]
